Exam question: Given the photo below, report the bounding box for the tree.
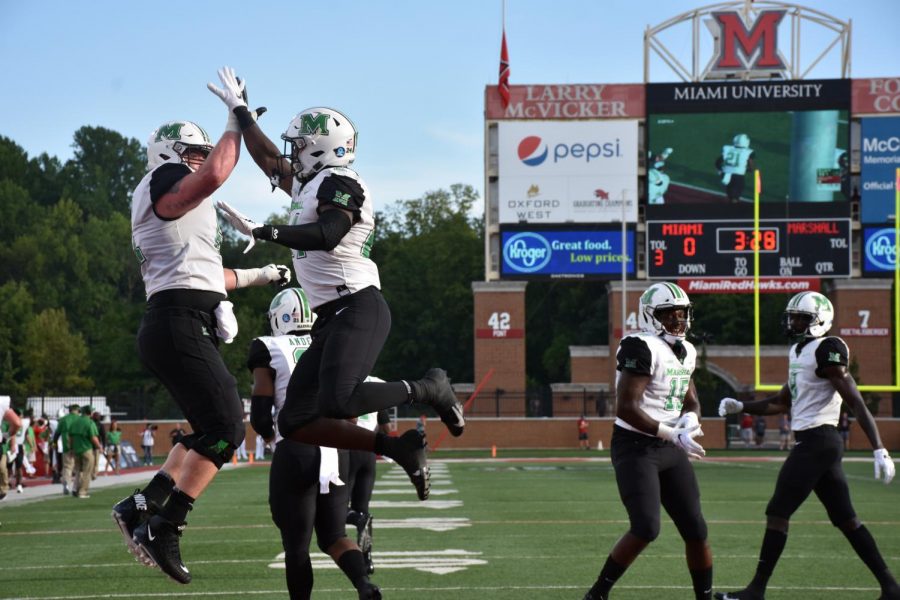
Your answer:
[21,308,93,394]
[373,184,483,381]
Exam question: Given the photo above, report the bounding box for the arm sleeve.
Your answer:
[249,395,275,439]
[815,337,849,375]
[246,339,273,372]
[149,163,191,203]
[616,336,653,376]
[253,209,351,252]
[377,409,391,426]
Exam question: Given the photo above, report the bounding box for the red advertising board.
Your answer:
[485,84,645,120]
[852,78,900,114]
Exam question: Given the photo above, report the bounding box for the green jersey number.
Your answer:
[664,377,690,411]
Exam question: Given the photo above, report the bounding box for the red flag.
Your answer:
[498,29,510,108]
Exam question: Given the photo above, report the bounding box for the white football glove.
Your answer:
[207,66,247,112]
[675,411,704,439]
[262,264,292,287]
[216,200,261,253]
[656,421,700,445]
[675,432,706,460]
[874,448,895,485]
[718,397,744,417]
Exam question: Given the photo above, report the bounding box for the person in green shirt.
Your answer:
[52,404,81,496]
[106,421,123,475]
[67,405,100,499]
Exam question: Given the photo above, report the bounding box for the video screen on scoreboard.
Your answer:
[645,80,851,207]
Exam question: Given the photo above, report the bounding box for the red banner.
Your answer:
[853,78,900,115]
[677,278,820,294]
[485,84,645,120]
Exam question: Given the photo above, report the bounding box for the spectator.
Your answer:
[740,413,753,447]
[416,414,427,437]
[577,415,590,450]
[68,405,101,498]
[106,421,123,475]
[778,413,791,451]
[52,404,81,495]
[754,415,767,447]
[838,411,851,450]
[141,423,155,466]
[91,410,106,480]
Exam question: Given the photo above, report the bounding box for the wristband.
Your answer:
[253,225,275,241]
[234,106,255,131]
[656,423,674,441]
[233,267,270,289]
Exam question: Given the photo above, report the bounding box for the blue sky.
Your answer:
[1,0,898,222]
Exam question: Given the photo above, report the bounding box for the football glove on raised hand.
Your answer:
[874,448,895,484]
[207,66,247,112]
[216,200,262,253]
[718,397,744,417]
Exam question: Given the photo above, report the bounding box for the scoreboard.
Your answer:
[646,219,851,278]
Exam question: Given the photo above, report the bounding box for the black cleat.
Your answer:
[389,429,430,500]
[358,582,381,600]
[112,490,156,566]
[415,368,465,437]
[133,515,192,584]
[358,514,374,574]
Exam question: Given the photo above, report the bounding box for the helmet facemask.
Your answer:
[782,292,834,342]
[638,283,693,344]
[281,108,357,182]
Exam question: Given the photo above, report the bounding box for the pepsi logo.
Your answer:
[518,136,548,166]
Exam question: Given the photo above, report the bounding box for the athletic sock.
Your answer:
[337,549,370,589]
[140,471,175,507]
[844,525,895,588]
[690,566,713,600]
[749,528,787,592]
[160,488,195,525]
[590,555,627,598]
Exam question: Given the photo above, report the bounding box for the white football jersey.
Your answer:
[720,145,753,176]
[288,167,380,308]
[0,395,9,414]
[614,333,697,436]
[255,334,312,442]
[131,165,225,298]
[788,337,847,431]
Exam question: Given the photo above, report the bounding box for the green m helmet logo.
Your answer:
[641,288,657,305]
[299,113,331,136]
[812,294,832,311]
[155,122,184,142]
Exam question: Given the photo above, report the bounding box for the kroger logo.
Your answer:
[504,232,552,273]
[866,229,896,271]
[518,136,548,166]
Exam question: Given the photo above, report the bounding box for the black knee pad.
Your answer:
[629,518,661,542]
[191,431,242,469]
[316,531,346,555]
[177,433,199,452]
[677,517,708,542]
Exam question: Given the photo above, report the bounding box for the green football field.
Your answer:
[0,453,897,599]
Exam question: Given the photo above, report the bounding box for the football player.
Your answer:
[648,147,673,205]
[583,282,713,600]
[716,292,899,600]
[113,102,291,584]
[0,395,21,500]
[250,288,380,599]
[715,134,755,202]
[208,66,465,502]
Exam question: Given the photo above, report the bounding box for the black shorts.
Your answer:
[611,425,707,541]
[136,292,243,447]
[269,439,349,550]
[279,286,392,431]
[766,425,856,524]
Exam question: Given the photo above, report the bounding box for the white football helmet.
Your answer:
[638,282,693,343]
[281,107,357,181]
[147,121,213,170]
[733,133,750,148]
[268,288,316,336]
[783,291,834,340]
